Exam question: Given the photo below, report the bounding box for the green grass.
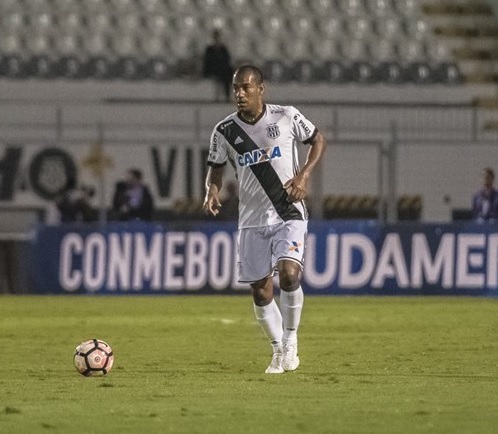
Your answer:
[1,295,498,434]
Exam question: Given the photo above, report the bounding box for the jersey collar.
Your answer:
[237,104,266,125]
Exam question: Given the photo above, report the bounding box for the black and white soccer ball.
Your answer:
[73,339,114,377]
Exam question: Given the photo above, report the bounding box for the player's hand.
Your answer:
[283,178,308,203]
[203,192,222,216]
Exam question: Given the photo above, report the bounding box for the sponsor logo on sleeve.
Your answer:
[298,119,311,136]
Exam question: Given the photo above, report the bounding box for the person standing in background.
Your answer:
[472,167,498,223]
[203,29,233,102]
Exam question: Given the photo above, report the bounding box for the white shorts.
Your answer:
[237,220,308,283]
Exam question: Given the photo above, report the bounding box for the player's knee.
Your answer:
[251,278,273,306]
[278,264,301,292]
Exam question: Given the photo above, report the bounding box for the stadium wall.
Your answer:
[0,79,490,105]
[1,80,497,223]
[0,139,497,222]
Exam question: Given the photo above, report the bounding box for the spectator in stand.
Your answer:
[111,168,154,221]
[203,29,233,102]
[54,177,97,223]
[219,180,239,221]
[472,167,498,223]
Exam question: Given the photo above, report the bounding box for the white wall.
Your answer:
[0,78,497,222]
[324,141,498,221]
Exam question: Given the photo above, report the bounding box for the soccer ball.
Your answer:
[73,339,114,377]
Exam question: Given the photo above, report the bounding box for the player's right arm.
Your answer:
[203,165,224,216]
[203,125,228,216]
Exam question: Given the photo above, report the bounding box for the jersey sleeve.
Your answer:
[290,106,318,145]
[207,127,228,166]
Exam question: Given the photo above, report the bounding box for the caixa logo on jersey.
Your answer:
[266,124,280,139]
[237,146,282,167]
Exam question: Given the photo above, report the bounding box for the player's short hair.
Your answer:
[234,64,264,84]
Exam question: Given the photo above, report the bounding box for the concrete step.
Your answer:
[434,24,498,38]
[422,1,493,16]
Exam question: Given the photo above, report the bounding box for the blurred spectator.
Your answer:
[219,181,239,221]
[111,168,154,221]
[472,167,498,223]
[54,177,97,223]
[203,29,233,102]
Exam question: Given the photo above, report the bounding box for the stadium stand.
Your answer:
[0,0,468,84]
[422,0,498,84]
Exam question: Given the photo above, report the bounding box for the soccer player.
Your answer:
[203,64,326,374]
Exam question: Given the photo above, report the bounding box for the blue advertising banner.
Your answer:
[28,220,498,295]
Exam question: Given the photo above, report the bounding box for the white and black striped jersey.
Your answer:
[207,103,318,228]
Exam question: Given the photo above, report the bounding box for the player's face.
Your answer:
[232,73,264,118]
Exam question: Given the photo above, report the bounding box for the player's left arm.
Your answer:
[284,131,326,202]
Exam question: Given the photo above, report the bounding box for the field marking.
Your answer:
[209,317,237,325]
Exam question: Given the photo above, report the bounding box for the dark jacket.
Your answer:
[111,181,154,221]
[472,187,498,221]
[203,44,233,81]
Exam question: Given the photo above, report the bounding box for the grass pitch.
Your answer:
[0,295,498,434]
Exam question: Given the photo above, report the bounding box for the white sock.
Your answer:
[280,286,304,344]
[253,299,283,353]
